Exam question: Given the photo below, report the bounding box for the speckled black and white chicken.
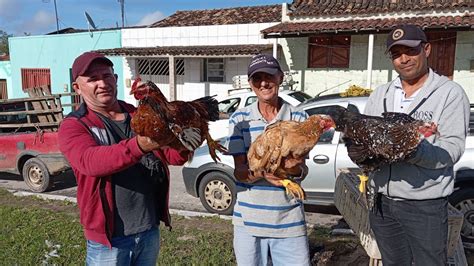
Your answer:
[326,106,438,196]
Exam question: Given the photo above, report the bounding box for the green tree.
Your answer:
[0,30,12,55]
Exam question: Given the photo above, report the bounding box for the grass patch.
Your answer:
[0,188,371,264]
[0,205,84,264]
[158,216,234,265]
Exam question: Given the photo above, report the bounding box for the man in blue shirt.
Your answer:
[226,54,310,265]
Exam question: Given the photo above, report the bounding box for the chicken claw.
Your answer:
[357,174,368,194]
[207,138,227,162]
[356,174,369,207]
[279,179,306,200]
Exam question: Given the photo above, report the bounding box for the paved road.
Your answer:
[0,166,343,227]
[0,165,206,212]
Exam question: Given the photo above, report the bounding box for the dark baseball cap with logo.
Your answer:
[386,24,427,52]
[72,52,113,81]
[247,54,282,79]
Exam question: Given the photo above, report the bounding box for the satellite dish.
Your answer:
[84,11,97,30]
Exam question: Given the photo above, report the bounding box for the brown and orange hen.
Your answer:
[247,115,335,199]
[130,78,226,162]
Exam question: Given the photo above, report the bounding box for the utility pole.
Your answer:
[119,0,125,28]
[54,0,59,32]
[42,0,60,32]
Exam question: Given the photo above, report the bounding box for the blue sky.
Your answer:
[0,0,290,36]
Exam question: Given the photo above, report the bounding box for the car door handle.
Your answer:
[313,155,329,164]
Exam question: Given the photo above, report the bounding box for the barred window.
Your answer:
[137,59,184,76]
[21,68,51,91]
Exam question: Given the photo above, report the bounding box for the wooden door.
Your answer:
[0,79,6,99]
[426,31,457,79]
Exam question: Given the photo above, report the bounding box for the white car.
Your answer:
[184,97,474,250]
[208,90,312,140]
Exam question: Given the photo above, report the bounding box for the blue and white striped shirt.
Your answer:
[226,98,309,237]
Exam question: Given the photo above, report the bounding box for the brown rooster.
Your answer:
[130,78,226,162]
[247,115,335,199]
[326,106,438,198]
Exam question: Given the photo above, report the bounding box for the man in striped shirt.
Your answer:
[226,54,310,265]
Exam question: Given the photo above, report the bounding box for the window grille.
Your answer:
[21,68,51,91]
[137,59,184,76]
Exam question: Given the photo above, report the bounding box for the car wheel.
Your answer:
[449,187,474,250]
[22,158,52,193]
[198,172,236,215]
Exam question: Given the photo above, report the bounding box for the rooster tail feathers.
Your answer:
[193,96,220,121]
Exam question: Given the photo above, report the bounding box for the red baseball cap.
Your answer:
[72,52,113,81]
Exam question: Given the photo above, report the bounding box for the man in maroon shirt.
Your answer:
[58,52,190,265]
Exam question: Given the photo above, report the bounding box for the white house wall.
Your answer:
[122,23,278,47]
[122,57,136,105]
[179,58,249,101]
[453,31,474,101]
[123,56,251,104]
[280,33,474,101]
[119,23,277,102]
[281,35,390,96]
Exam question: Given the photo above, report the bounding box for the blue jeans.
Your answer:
[369,195,448,266]
[86,227,160,266]
[233,225,310,266]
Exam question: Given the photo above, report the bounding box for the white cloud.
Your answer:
[18,10,57,35]
[0,0,21,20]
[136,10,165,26]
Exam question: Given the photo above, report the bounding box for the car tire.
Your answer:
[449,187,474,250]
[198,172,236,215]
[22,158,52,193]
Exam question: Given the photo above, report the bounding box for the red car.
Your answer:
[0,98,70,192]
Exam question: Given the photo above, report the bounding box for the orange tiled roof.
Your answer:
[96,44,274,57]
[150,5,281,27]
[262,15,474,37]
[288,0,473,16]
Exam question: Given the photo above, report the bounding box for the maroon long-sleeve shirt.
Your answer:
[58,101,189,248]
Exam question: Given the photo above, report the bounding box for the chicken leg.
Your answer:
[278,179,306,200]
[205,133,227,162]
[356,174,369,207]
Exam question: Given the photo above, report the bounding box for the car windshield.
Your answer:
[218,98,240,114]
[288,91,312,103]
